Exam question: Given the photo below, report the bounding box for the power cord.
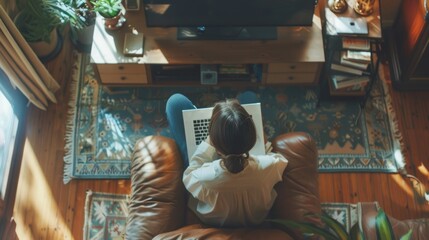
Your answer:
[398,168,429,204]
[405,174,429,204]
[395,149,429,203]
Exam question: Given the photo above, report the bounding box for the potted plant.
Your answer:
[66,0,97,52]
[14,0,85,61]
[90,0,125,30]
[267,208,413,240]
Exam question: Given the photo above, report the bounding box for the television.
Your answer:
[142,0,317,40]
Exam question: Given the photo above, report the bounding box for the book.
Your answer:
[218,64,249,74]
[342,37,370,51]
[344,50,371,63]
[123,33,144,56]
[331,63,370,76]
[335,82,368,92]
[340,52,369,70]
[332,75,370,90]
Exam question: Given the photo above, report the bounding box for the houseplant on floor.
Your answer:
[267,208,413,239]
[90,0,125,30]
[14,0,85,61]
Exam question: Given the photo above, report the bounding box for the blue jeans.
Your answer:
[165,91,258,167]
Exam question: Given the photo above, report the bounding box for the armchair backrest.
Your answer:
[126,136,186,239]
[271,132,322,238]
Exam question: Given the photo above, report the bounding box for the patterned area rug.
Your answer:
[83,191,357,239]
[64,53,403,183]
[84,191,128,240]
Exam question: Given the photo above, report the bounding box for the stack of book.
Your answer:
[342,37,371,51]
[330,38,372,92]
[218,64,251,81]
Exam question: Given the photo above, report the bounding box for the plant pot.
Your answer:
[71,24,96,53]
[27,28,63,62]
[13,10,63,62]
[103,13,126,30]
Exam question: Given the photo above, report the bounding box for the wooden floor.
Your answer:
[12,34,429,239]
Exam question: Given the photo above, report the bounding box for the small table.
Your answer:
[321,0,383,124]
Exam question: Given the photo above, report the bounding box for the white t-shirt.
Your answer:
[183,141,288,227]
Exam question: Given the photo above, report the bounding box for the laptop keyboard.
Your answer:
[193,118,210,145]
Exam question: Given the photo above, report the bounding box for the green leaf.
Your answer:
[267,219,340,239]
[320,212,350,240]
[399,229,413,240]
[350,224,365,240]
[375,209,396,240]
[91,0,122,18]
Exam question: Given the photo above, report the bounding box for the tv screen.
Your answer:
[143,0,316,40]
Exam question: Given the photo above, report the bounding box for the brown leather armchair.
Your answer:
[125,132,429,239]
[125,132,322,239]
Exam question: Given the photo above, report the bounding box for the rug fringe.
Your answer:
[378,63,407,170]
[63,51,84,184]
[83,190,93,240]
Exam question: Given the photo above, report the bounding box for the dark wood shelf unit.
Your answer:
[386,0,429,90]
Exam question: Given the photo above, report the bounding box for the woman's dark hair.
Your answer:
[209,99,257,173]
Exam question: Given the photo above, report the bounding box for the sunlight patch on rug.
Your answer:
[64,53,404,183]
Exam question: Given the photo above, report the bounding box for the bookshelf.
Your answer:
[386,0,429,90]
[320,0,382,104]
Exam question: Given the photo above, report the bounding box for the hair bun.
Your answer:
[221,152,249,173]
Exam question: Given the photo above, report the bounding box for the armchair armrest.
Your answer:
[271,132,322,233]
[126,136,186,239]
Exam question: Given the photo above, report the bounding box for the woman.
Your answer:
[166,93,288,227]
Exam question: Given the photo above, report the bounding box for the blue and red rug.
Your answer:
[64,53,404,183]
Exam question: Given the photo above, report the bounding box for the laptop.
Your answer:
[182,103,265,158]
[335,17,368,35]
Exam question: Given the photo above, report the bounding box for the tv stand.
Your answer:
[90,7,325,86]
[177,26,277,40]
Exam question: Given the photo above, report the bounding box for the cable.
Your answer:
[404,173,429,203]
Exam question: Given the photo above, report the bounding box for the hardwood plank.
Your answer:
[319,173,336,203]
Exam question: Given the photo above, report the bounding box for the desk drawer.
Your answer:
[266,72,316,84]
[99,73,148,84]
[96,64,147,74]
[268,63,319,73]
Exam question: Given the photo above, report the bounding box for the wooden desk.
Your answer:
[90,5,325,86]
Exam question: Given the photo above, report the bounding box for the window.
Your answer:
[0,69,26,238]
[0,88,18,200]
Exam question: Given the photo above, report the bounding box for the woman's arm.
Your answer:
[185,140,217,171]
[182,140,218,197]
